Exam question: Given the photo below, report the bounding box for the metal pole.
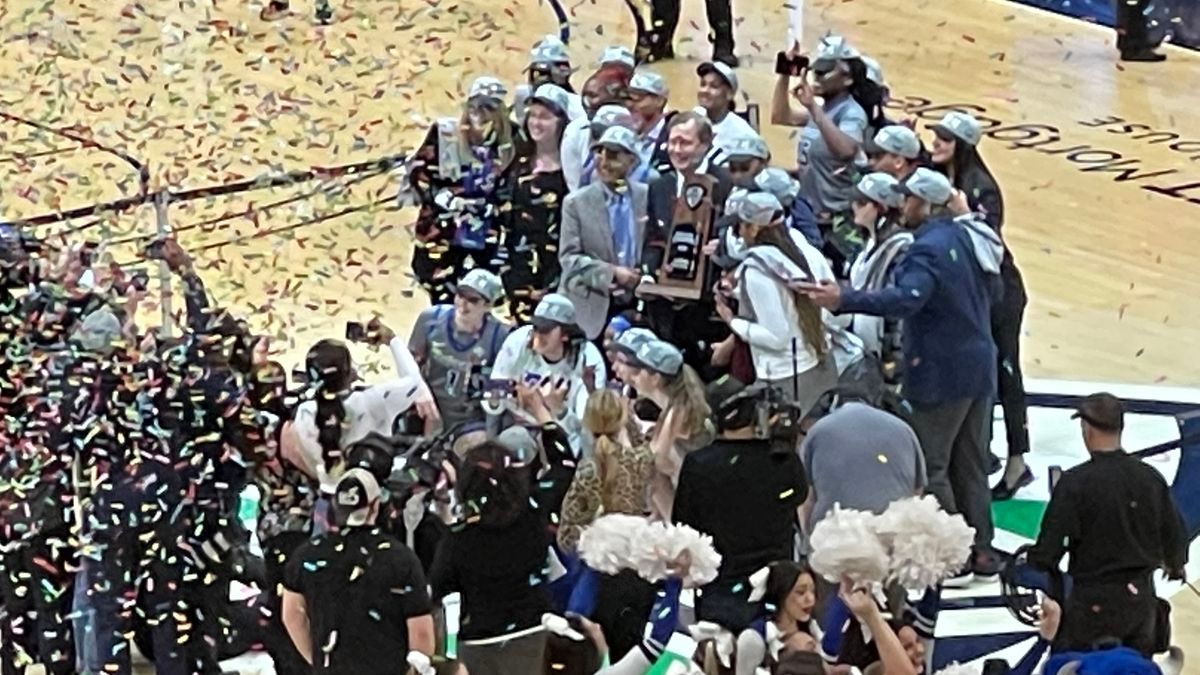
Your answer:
[154,190,173,337]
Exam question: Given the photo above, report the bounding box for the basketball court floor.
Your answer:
[1,0,1198,670]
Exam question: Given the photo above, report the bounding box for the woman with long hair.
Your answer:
[429,441,550,675]
[626,339,714,522]
[288,327,433,530]
[407,75,516,304]
[715,193,839,415]
[500,84,572,325]
[929,111,1031,500]
[558,389,652,552]
[770,35,885,273]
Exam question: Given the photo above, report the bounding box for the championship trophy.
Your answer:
[638,173,716,301]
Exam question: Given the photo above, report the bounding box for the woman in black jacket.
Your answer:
[407,76,516,305]
[499,84,571,325]
[429,441,550,675]
[930,111,1031,500]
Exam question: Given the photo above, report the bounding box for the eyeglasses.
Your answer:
[727,160,756,173]
[468,98,500,113]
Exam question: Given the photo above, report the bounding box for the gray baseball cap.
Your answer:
[73,307,123,353]
[853,173,904,209]
[592,125,640,156]
[813,35,860,67]
[591,104,636,131]
[893,167,953,205]
[529,36,570,66]
[614,327,658,356]
[697,61,738,93]
[725,134,770,161]
[455,268,504,303]
[629,339,684,376]
[599,45,636,70]
[754,168,801,205]
[932,111,983,146]
[736,191,785,226]
[629,70,668,98]
[468,76,508,102]
[532,293,578,330]
[861,55,886,87]
[529,83,572,117]
[872,126,920,160]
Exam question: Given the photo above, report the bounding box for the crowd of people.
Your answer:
[0,22,1191,675]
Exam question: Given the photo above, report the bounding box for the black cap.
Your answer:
[705,375,754,430]
[1071,392,1124,432]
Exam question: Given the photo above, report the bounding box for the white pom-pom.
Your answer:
[934,662,982,675]
[808,505,889,585]
[875,496,975,590]
[578,514,651,575]
[628,522,723,585]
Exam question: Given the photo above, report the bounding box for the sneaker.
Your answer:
[712,50,739,68]
[971,548,1002,583]
[1120,49,1166,62]
[315,1,333,24]
[259,0,289,20]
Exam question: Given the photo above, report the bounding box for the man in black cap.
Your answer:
[281,469,436,675]
[1027,393,1188,656]
[672,376,807,663]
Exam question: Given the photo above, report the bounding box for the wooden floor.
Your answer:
[1,0,1198,667]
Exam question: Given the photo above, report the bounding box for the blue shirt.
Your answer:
[603,184,638,268]
[838,216,998,405]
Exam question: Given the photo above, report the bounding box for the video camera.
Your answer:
[713,381,806,443]
[344,423,470,506]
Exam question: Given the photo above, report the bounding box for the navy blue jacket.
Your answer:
[838,216,997,405]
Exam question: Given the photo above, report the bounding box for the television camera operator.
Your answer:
[672,375,808,650]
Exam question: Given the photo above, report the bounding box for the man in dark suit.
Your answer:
[559,126,650,341]
[641,110,733,378]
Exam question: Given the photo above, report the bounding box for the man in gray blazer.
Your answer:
[558,126,649,340]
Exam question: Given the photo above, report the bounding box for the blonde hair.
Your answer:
[584,389,627,506]
[459,100,515,173]
[659,364,712,442]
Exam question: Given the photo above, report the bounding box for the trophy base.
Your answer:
[636,281,703,301]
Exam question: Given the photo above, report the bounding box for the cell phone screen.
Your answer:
[345,321,366,342]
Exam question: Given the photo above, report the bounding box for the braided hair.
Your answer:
[845,58,887,130]
[305,339,353,474]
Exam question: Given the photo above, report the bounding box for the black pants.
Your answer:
[1115,0,1153,52]
[644,298,730,381]
[650,0,735,54]
[412,242,499,305]
[1057,576,1159,657]
[0,535,75,675]
[992,261,1030,457]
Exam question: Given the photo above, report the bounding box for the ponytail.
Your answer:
[305,339,354,474]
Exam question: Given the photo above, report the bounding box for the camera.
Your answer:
[775,52,810,77]
[714,381,805,442]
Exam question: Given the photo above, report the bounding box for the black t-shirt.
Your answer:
[429,507,549,640]
[672,437,807,630]
[283,527,432,675]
